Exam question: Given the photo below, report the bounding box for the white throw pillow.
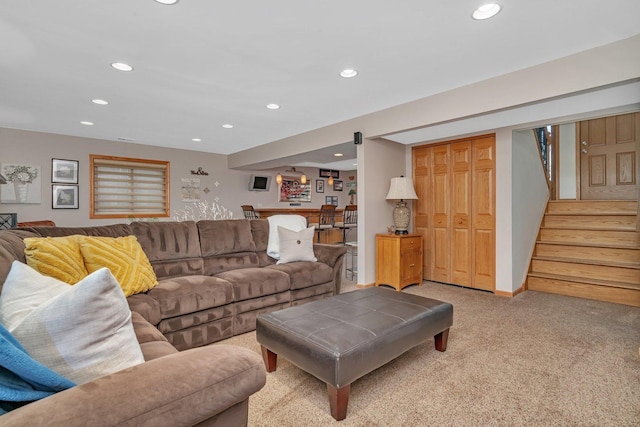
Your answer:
[0,261,145,384]
[276,226,317,264]
[266,214,308,259]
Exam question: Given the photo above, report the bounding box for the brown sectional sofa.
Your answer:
[0,218,347,426]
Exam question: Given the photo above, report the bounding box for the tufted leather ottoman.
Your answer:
[256,286,453,421]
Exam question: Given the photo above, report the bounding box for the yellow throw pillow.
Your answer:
[24,236,88,285]
[77,235,158,296]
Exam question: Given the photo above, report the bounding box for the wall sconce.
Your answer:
[276,167,307,185]
[385,176,418,234]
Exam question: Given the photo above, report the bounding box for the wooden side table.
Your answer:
[375,233,423,291]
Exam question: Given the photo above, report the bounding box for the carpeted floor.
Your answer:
[219,280,640,426]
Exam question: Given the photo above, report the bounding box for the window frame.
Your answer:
[89,154,170,219]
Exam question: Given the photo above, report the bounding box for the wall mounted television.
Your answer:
[248,175,272,191]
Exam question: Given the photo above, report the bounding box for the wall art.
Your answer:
[1,163,42,204]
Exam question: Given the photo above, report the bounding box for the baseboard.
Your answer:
[356,283,375,289]
[494,285,525,298]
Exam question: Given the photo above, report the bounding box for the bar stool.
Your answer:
[308,204,336,243]
[241,205,260,219]
[335,205,357,244]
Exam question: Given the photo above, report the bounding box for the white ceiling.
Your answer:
[1,0,639,170]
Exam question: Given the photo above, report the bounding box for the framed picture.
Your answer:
[325,196,338,206]
[52,185,78,209]
[52,158,79,184]
[1,163,42,204]
[319,169,339,179]
[278,176,311,202]
[333,180,343,191]
[316,179,324,193]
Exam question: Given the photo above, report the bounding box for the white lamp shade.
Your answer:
[386,177,418,200]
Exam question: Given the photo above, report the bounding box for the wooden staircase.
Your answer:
[527,200,640,307]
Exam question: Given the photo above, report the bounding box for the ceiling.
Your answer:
[1,1,639,170]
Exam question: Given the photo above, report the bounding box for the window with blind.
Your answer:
[90,155,170,219]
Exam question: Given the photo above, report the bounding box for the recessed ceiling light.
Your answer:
[110,62,134,72]
[266,103,280,110]
[334,153,344,157]
[80,121,94,126]
[155,0,179,4]
[192,138,202,142]
[222,124,234,129]
[92,99,109,105]
[472,3,501,20]
[340,69,358,78]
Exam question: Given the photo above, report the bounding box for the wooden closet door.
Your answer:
[413,147,431,279]
[471,136,496,290]
[451,142,472,286]
[431,145,451,283]
[412,135,495,291]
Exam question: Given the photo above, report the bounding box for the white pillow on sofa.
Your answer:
[266,214,308,259]
[0,261,145,385]
[276,226,317,264]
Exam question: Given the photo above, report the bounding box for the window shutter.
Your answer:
[90,155,169,219]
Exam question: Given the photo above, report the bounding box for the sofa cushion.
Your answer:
[130,221,203,280]
[198,220,256,256]
[0,229,38,292]
[147,275,234,319]
[202,252,260,276]
[130,311,178,361]
[266,261,333,290]
[277,226,317,264]
[23,236,88,284]
[127,293,162,326]
[215,268,290,302]
[78,235,158,297]
[0,262,144,385]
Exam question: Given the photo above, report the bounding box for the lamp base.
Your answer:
[392,200,411,235]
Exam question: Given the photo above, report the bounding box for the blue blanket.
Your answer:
[0,322,75,415]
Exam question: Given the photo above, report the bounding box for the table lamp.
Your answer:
[385,176,418,234]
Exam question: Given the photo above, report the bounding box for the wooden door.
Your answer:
[431,145,451,283]
[451,142,471,286]
[579,112,639,200]
[413,147,431,278]
[471,136,496,291]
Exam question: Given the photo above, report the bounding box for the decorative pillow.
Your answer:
[0,322,75,414]
[267,215,308,259]
[77,235,158,296]
[0,261,145,385]
[276,226,317,264]
[23,236,88,285]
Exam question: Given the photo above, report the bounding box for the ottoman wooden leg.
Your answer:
[434,328,450,352]
[327,383,350,421]
[260,345,278,372]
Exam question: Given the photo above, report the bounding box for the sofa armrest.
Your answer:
[313,243,347,267]
[1,344,266,427]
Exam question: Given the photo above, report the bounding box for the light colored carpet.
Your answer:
[219,281,640,426]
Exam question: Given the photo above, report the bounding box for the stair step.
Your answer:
[534,243,640,265]
[546,200,637,215]
[531,255,640,270]
[541,215,636,231]
[538,228,640,247]
[530,258,640,283]
[526,274,640,307]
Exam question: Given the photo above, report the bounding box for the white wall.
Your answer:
[358,137,406,286]
[558,123,577,199]
[511,130,550,289]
